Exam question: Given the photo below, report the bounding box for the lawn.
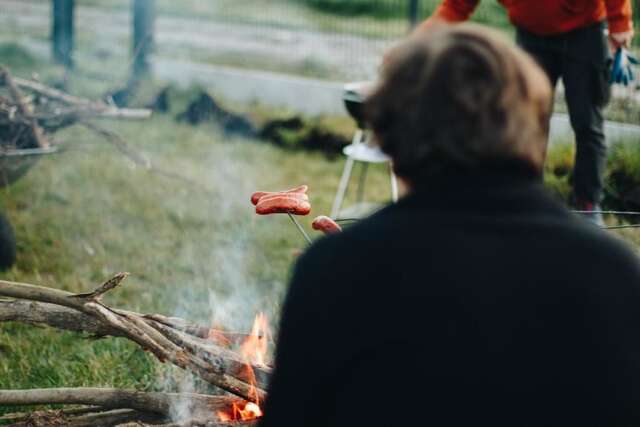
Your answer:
[2,2,640,420]
[0,56,397,417]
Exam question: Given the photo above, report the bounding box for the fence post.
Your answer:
[408,0,420,29]
[132,0,155,78]
[52,0,74,68]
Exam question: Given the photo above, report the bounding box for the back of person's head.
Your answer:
[366,24,552,186]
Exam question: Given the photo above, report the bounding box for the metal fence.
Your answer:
[168,0,431,81]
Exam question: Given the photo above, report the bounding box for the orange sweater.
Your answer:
[433,0,633,35]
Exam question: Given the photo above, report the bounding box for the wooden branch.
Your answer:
[0,406,105,422]
[0,388,237,415]
[0,299,121,337]
[72,272,129,300]
[12,76,152,120]
[0,277,269,403]
[0,388,250,425]
[81,121,152,169]
[0,300,271,390]
[0,67,49,148]
[12,76,92,106]
[145,313,262,345]
[33,108,152,125]
[2,407,162,427]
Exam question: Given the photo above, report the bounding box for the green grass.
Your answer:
[3,108,640,417]
[0,64,394,417]
[2,6,640,418]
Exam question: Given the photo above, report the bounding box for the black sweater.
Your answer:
[259,170,640,427]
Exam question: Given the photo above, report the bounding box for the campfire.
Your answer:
[216,313,272,423]
[0,185,345,426]
[0,273,273,426]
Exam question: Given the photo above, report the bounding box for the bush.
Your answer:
[545,140,640,211]
[292,0,444,18]
[297,0,406,18]
[604,141,640,210]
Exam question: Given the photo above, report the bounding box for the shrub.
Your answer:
[545,140,640,211]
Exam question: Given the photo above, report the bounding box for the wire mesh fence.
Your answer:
[151,0,435,81]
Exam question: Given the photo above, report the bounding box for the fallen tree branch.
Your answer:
[12,76,93,107]
[81,121,219,196]
[81,121,152,169]
[0,388,252,426]
[12,76,151,120]
[0,299,271,390]
[0,276,269,403]
[0,299,120,337]
[1,407,162,427]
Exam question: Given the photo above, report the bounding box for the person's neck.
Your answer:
[406,161,542,195]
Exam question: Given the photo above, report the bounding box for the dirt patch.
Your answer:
[176,91,350,156]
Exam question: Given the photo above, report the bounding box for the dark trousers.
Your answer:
[516,22,611,204]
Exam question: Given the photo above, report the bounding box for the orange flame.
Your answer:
[216,313,271,422]
[207,328,232,347]
[240,312,271,367]
[217,401,262,422]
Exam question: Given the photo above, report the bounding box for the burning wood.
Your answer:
[0,274,271,426]
[216,313,272,423]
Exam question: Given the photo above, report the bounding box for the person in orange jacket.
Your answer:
[420,0,634,224]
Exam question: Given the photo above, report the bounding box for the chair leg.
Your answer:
[356,162,369,204]
[389,163,399,202]
[332,157,355,218]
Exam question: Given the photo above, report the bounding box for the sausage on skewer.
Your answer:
[255,193,311,216]
[251,185,308,206]
[312,215,342,234]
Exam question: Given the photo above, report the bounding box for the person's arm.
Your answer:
[417,0,480,32]
[605,0,634,49]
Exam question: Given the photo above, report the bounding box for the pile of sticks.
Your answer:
[0,274,271,426]
[0,66,150,151]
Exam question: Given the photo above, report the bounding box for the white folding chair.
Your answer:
[331,82,398,218]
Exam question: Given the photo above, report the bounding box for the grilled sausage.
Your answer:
[255,193,311,215]
[251,185,308,206]
[311,215,342,234]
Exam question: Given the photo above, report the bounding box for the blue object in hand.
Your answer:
[610,48,638,86]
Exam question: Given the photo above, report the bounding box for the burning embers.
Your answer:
[215,313,272,422]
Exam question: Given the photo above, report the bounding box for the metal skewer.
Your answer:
[601,224,640,230]
[334,217,360,223]
[573,210,640,216]
[288,212,312,245]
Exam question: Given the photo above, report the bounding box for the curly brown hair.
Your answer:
[366,24,552,185]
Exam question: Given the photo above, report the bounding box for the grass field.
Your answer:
[0,53,398,417]
[2,3,640,421]
[3,99,640,418]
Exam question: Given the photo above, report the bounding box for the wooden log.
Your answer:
[0,388,250,425]
[0,276,269,403]
[13,77,152,119]
[2,408,162,427]
[0,299,121,337]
